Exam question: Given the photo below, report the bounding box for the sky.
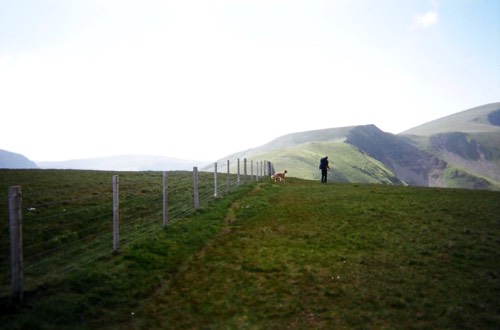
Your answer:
[1,0,499,162]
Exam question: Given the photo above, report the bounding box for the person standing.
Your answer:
[319,156,330,183]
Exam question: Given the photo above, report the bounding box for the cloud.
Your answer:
[411,8,438,29]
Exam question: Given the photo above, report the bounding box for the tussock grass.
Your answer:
[1,172,499,329]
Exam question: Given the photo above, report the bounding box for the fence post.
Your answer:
[226,160,230,193]
[237,158,241,186]
[250,160,254,181]
[113,175,120,254]
[268,161,273,177]
[193,167,200,210]
[9,186,23,302]
[214,162,218,198]
[243,158,248,183]
[163,171,168,228]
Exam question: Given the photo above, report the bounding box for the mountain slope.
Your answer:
[0,149,38,169]
[345,125,447,186]
[402,103,500,135]
[400,102,500,189]
[241,126,355,157]
[217,103,500,190]
[217,125,406,185]
[249,140,403,184]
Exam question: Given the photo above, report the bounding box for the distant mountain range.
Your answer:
[2,102,499,190]
[37,155,211,171]
[0,152,210,171]
[213,102,500,190]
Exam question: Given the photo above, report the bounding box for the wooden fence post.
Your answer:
[237,158,241,186]
[163,171,168,228]
[226,160,230,193]
[251,160,254,181]
[193,167,199,210]
[214,162,218,198]
[243,158,247,183]
[9,186,23,302]
[268,161,273,177]
[113,175,120,254]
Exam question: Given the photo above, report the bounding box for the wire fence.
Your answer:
[1,158,274,300]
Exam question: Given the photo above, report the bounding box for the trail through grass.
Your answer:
[127,179,500,329]
[2,175,499,329]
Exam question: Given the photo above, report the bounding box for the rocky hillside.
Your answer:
[345,125,447,187]
[400,103,500,189]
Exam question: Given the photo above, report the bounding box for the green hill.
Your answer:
[245,140,402,184]
[402,103,500,135]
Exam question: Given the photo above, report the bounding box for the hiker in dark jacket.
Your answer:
[319,156,330,183]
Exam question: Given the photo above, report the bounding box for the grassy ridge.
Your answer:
[1,173,499,329]
[133,179,500,329]
[0,169,256,329]
[0,169,213,297]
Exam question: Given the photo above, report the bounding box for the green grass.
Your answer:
[1,171,499,329]
[0,169,255,329]
[130,179,500,329]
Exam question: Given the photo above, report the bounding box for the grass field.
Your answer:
[1,171,499,329]
[0,169,237,298]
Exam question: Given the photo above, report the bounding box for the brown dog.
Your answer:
[271,170,288,182]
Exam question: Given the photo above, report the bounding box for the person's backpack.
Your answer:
[319,157,326,169]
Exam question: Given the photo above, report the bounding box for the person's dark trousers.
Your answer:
[321,169,328,183]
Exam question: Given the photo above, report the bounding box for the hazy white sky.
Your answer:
[1,0,499,161]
